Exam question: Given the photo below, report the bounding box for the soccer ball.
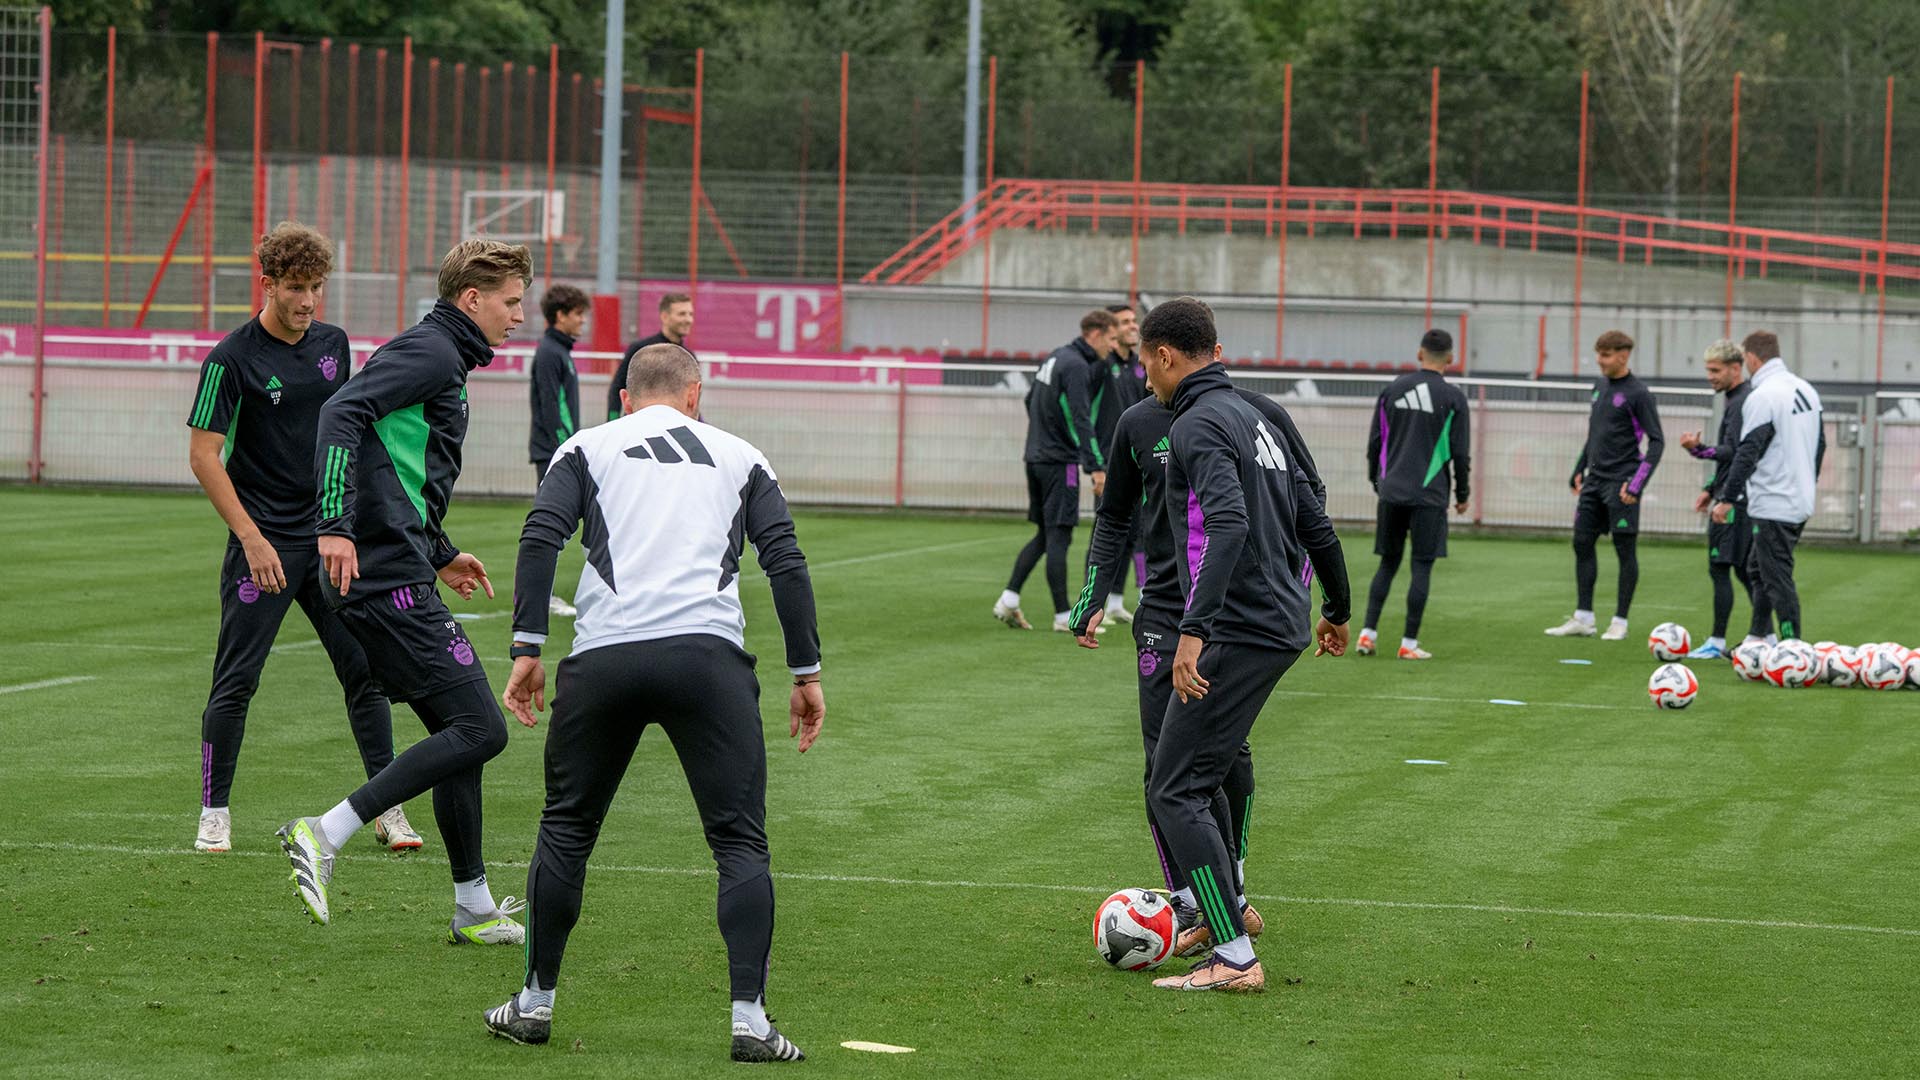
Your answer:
[1730,639,1771,682]
[1904,650,1920,690]
[1822,644,1865,688]
[1761,639,1817,688]
[1093,889,1177,970]
[1648,663,1698,709]
[1648,622,1691,661]
[1876,643,1913,669]
[1859,645,1909,691]
[1810,641,1840,679]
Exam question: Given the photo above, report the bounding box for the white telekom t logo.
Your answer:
[754,287,823,353]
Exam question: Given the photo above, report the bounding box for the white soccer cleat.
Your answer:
[547,595,577,617]
[450,896,527,946]
[1397,645,1432,660]
[1600,620,1630,642]
[1355,629,1377,656]
[373,805,424,851]
[1544,616,1597,637]
[1104,600,1135,625]
[1051,613,1073,633]
[194,809,232,853]
[991,600,1031,630]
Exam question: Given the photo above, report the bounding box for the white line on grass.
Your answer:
[0,676,98,695]
[740,535,1008,577]
[6,839,1916,940]
[1272,689,1621,712]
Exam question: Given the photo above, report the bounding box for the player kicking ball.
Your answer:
[1125,297,1350,992]
[276,240,531,945]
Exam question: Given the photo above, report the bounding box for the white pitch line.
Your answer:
[741,535,1008,578]
[1272,689,1621,712]
[0,676,98,695]
[4,839,1916,940]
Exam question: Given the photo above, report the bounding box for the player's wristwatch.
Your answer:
[510,642,542,660]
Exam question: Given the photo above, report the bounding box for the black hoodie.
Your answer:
[1163,364,1350,650]
[315,300,494,602]
[529,325,581,464]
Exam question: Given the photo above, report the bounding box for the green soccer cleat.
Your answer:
[276,817,333,925]
[450,896,528,945]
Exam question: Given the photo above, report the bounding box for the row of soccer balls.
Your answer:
[1647,634,1920,709]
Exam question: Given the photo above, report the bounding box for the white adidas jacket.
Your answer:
[1737,358,1823,524]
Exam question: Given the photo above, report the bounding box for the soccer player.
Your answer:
[1545,330,1664,640]
[277,240,531,943]
[1085,302,1150,630]
[607,292,694,421]
[486,344,823,1063]
[1071,339,1325,957]
[1678,340,1753,659]
[529,283,589,617]
[1357,329,1471,661]
[993,309,1116,632]
[1131,296,1350,993]
[184,222,420,855]
[1714,330,1824,644]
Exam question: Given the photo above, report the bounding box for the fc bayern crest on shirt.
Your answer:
[318,355,339,381]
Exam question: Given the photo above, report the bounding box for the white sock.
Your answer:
[998,589,1021,609]
[732,996,771,1038]
[201,805,228,819]
[454,875,497,915]
[1707,636,1726,649]
[1215,934,1256,965]
[1170,887,1197,913]
[317,799,364,854]
[1574,609,1595,625]
[518,985,555,1011]
[1610,616,1629,631]
[1401,637,1419,652]
[1106,593,1125,609]
[1054,611,1070,622]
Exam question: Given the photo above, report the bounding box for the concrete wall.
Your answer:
[842,232,1920,385]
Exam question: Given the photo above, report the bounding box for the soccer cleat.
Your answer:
[1397,645,1432,660]
[991,600,1031,630]
[1104,601,1135,625]
[195,809,232,853]
[1173,902,1264,957]
[547,595,578,618]
[1355,629,1377,656]
[1687,641,1729,660]
[1544,616,1597,637]
[276,817,333,925]
[1600,621,1630,642]
[731,1022,806,1063]
[372,805,424,851]
[450,896,528,945]
[1051,614,1073,633]
[1152,954,1265,992]
[483,996,552,1046]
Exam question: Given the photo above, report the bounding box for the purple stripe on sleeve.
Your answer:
[1300,560,1315,586]
[1628,460,1653,494]
[1377,401,1390,474]
[1184,491,1208,611]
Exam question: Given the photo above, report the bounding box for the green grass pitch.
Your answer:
[3,486,1919,1078]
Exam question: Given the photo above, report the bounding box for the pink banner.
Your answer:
[626,279,841,359]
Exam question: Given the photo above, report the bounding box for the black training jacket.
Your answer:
[1570,372,1664,496]
[315,300,493,601]
[609,333,696,421]
[529,326,581,464]
[1366,368,1471,508]
[1687,379,1750,503]
[1163,364,1350,651]
[1022,338,1105,472]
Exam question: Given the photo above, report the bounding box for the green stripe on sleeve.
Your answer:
[1068,567,1101,629]
[191,363,226,428]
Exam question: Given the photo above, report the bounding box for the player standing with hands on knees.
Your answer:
[277,240,532,946]
[1546,330,1664,641]
[1130,297,1350,993]
[485,344,824,1063]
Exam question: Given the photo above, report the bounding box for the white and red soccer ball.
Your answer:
[1730,639,1771,682]
[1648,623,1690,662]
[1761,640,1818,689]
[1858,644,1909,691]
[1648,663,1698,709]
[1821,644,1866,687]
[1093,888,1177,970]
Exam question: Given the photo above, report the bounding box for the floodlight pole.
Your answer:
[960,0,982,219]
[591,0,625,356]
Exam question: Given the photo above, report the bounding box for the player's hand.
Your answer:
[1679,430,1702,451]
[438,553,495,601]
[1571,473,1584,495]
[1693,490,1712,513]
[502,656,546,727]
[789,680,825,752]
[319,534,359,596]
[1618,484,1637,506]
[1711,501,1733,524]
[1314,618,1350,657]
[241,533,287,594]
[1454,501,1469,516]
[1076,609,1104,649]
[1091,470,1107,498]
[1172,634,1208,703]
